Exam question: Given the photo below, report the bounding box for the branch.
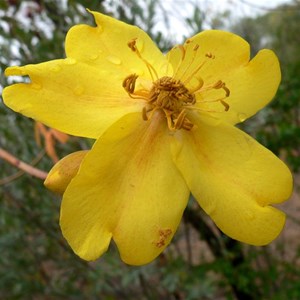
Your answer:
[0,148,48,180]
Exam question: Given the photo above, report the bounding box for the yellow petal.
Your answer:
[3,58,143,139]
[195,49,281,124]
[3,11,171,139]
[167,30,280,124]
[44,150,88,195]
[167,30,250,84]
[171,117,293,245]
[61,112,189,265]
[66,10,170,79]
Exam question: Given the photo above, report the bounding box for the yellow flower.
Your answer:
[3,10,293,265]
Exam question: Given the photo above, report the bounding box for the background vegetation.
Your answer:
[0,0,299,299]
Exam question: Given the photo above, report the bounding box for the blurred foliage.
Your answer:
[0,0,300,299]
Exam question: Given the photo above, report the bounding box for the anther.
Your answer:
[213,80,224,89]
[127,38,158,81]
[220,100,230,111]
[222,85,230,97]
[122,74,138,94]
[212,81,230,97]
[205,52,215,59]
[127,38,137,52]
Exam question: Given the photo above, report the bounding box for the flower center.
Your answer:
[147,76,196,130]
[149,76,195,111]
[123,74,196,130]
[123,37,231,131]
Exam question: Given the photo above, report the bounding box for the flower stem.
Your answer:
[0,148,48,180]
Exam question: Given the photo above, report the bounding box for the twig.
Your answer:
[0,147,48,180]
[0,149,46,185]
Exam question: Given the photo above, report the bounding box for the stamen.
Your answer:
[175,43,200,81]
[147,107,160,121]
[193,80,230,96]
[163,109,195,131]
[164,110,174,131]
[174,109,187,130]
[124,75,196,131]
[178,45,186,61]
[183,52,216,86]
[212,80,230,97]
[199,95,229,108]
[220,99,230,111]
[122,74,149,100]
[122,73,138,94]
[170,45,186,77]
[123,36,231,132]
[187,77,204,94]
[222,85,230,97]
[193,80,231,112]
[127,38,158,81]
[213,80,223,89]
[188,106,227,114]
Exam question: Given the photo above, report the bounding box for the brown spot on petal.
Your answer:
[154,228,172,248]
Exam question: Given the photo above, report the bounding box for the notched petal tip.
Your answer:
[84,8,114,28]
[5,66,27,77]
[85,8,101,26]
[85,8,94,15]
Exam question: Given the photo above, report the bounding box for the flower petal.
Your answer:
[171,117,293,245]
[61,112,189,265]
[44,150,88,195]
[167,30,280,124]
[3,58,143,138]
[195,49,281,124]
[66,10,170,79]
[3,11,171,139]
[167,30,250,83]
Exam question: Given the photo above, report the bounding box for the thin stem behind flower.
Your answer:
[0,148,48,181]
